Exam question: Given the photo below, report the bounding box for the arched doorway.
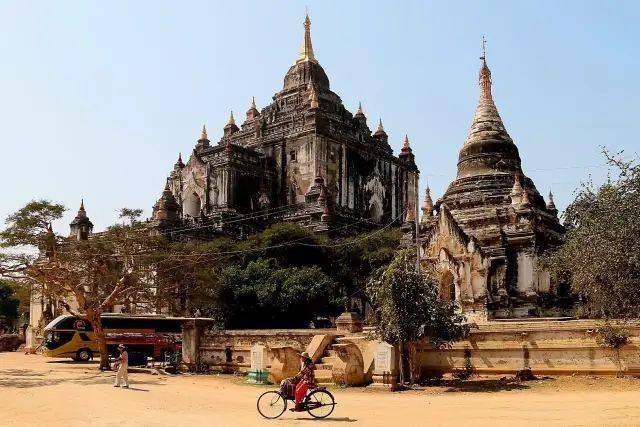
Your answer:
[368,200,382,223]
[440,270,455,302]
[185,192,201,217]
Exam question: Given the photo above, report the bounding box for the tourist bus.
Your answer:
[42,313,184,362]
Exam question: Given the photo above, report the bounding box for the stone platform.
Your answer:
[417,319,640,377]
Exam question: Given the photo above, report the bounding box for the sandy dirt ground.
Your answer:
[1,352,640,427]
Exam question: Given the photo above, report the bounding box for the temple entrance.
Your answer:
[440,270,455,302]
[368,200,382,223]
[185,192,201,217]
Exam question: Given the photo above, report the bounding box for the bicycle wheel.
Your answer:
[305,389,335,419]
[257,391,287,419]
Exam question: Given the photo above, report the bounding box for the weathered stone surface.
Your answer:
[330,341,365,386]
[306,333,338,363]
[416,320,640,377]
[335,312,363,334]
[417,56,565,320]
[152,15,418,237]
[268,346,301,384]
[371,341,398,390]
[196,328,324,373]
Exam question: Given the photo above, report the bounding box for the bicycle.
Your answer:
[256,386,336,419]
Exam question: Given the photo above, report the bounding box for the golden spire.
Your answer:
[403,134,410,149]
[228,110,235,125]
[200,124,208,140]
[296,12,317,64]
[250,96,257,110]
[377,118,384,132]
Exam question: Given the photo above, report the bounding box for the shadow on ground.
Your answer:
[294,417,357,422]
[0,368,165,389]
[440,377,554,393]
[47,360,97,365]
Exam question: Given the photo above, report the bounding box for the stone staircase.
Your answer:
[316,336,347,384]
[314,336,354,384]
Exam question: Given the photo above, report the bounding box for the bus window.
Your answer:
[57,317,76,329]
[44,331,75,350]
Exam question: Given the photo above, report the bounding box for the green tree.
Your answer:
[243,222,328,268]
[1,200,175,369]
[544,151,640,318]
[118,208,144,225]
[0,199,65,248]
[367,250,469,384]
[0,280,20,328]
[219,259,341,328]
[331,229,401,315]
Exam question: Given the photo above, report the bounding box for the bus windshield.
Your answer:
[44,315,72,331]
[44,315,92,331]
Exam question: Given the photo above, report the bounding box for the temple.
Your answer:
[151,14,418,237]
[417,44,566,321]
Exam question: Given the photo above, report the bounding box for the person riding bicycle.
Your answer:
[282,351,316,412]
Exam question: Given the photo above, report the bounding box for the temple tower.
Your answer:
[69,200,93,240]
[420,42,565,320]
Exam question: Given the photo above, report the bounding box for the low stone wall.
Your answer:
[197,329,334,373]
[0,334,24,352]
[417,320,640,377]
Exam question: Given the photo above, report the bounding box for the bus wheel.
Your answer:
[76,349,92,362]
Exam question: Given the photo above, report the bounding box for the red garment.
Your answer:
[293,363,316,387]
[295,381,308,405]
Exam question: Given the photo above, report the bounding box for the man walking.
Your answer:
[113,344,129,388]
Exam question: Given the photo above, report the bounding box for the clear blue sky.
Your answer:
[1,1,639,233]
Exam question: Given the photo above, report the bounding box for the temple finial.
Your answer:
[403,134,410,148]
[547,191,557,210]
[377,118,384,132]
[481,35,487,61]
[80,198,85,211]
[228,110,235,125]
[250,96,256,110]
[357,102,363,114]
[421,186,434,219]
[297,11,317,64]
[200,124,208,140]
[479,36,492,100]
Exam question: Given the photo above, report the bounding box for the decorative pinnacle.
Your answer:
[422,186,434,218]
[377,118,384,132]
[250,96,257,110]
[479,37,492,100]
[200,124,208,140]
[403,134,410,148]
[510,174,523,196]
[547,191,557,209]
[309,85,319,109]
[297,12,317,64]
[228,110,235,126]
[76,199,87,218]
